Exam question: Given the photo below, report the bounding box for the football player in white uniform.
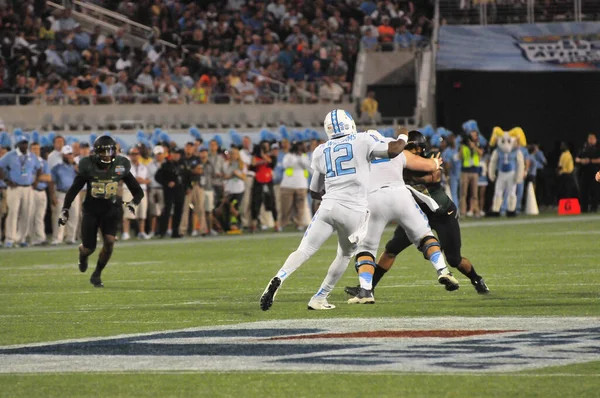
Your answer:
[260,110,406,311]
[308,130,458,308]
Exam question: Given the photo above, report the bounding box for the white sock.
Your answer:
[276,250,310,282]
[359,272,373,290]
[314,253,351,298]
[429,250,447,272]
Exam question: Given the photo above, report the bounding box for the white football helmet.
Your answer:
[323,109,357,140]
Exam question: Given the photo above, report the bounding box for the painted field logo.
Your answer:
[1,317,599,373]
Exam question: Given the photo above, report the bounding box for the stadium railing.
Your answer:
[440,0,593,25]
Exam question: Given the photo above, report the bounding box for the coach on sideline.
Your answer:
[0,136,42,248]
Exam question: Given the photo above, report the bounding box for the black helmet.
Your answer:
[93,135,117,165]
[405,130,428,154]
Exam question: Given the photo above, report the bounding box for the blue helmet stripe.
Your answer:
[331,109,339,135]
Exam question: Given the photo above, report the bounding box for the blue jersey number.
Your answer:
[324,143,356,178]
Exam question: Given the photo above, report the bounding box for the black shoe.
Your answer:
[472,277,490,294]
[90,273,104,288]
[78,253,88,273]
[347,288,375,304]
[344,285,361,297]
[260,277,281,311]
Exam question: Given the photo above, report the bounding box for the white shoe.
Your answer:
[121,232,131,241]
[138,232,151,240]
[479,211,486,217]
[191,230,200,237]
[307,296,336,310]
[297,226,305,232]
[147,232,155,239]
[166,229,172,237]
[51,240,61,246]
[260,225,269,231]
[466,211,474,217]
[209,229,218,236]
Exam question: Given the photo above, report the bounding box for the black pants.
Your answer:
[251,180,277,222]
[160,188,184,236]
[81,205,122,251]
[557,173,578,201]
[579,173,599,212]
[385,202,463,268]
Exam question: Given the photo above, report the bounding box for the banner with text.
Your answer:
[437,22,600,71]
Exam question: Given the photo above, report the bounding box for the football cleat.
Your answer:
[344,285,361,297]
[437,268,460,291]
[472,277,490,294]
[347,288,375,304]
[307,296,336,310]
[260,277,281,311]
[90,273,104,288]
[78,252,88,273]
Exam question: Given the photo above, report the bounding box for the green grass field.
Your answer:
[0,214,599,397]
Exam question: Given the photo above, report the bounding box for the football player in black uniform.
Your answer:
[346,130,489,296]
[58,136,144,287]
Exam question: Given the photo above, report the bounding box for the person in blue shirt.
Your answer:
[50,145,80,245]
[441,133,461,207]
[0,136,42,248]
[29,142,52,246]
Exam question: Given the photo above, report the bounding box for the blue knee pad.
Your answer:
[418,236,441,260]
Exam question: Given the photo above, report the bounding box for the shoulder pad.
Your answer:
[77,156,92,176]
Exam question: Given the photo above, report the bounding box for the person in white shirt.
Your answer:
[146,145,166,237]
[234,73,257,104]
[260,109,406,311]
[319,77,344,103]
[122,147,150,240]
[47,135,65,169]
[279,141,310,230]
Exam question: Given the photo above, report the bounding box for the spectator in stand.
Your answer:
[13,75,33,105]
[394,24,412,48]
[378,16,395,50]
[136,64,154,92]
[361,28,379,51]
[234,73,257,104]
[280,140,310,231]
[361,16,380,38]
[360,90,381,124]
[122,147,150,240]
[319,76,344,103]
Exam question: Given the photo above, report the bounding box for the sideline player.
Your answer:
[58,136,144,287]
[259,110,407,311]
[345,130,489,298]
[313,130,458,307]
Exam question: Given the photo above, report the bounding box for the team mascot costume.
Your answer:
[488,127,524,216]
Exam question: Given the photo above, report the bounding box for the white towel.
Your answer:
[406,185,440,212]
[348,210,370,245]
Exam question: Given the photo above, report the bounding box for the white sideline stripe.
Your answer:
[3,371,599,377]
[1,214,599,254]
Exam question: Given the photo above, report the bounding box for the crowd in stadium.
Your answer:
[1,123,599,248]
[0,0,432,106]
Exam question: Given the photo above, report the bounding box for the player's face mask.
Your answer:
[96,146,115,164]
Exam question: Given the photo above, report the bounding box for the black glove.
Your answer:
[58,208,69,226]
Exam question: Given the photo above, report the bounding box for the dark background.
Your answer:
[436,70,600,163]
[367,84,417,119]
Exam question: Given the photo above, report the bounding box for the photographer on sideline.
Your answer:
[280,140,310,230]
[459,130,483,217]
